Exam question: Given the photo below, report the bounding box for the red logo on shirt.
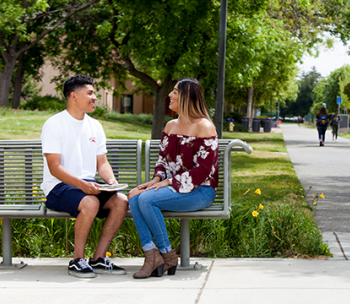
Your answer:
[89,137,96,143]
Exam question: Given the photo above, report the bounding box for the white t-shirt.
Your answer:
[41,110,107,196]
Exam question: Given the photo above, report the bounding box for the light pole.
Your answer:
[325,83,328,108]
[215,0,228,139]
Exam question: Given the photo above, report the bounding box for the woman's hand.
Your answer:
[146,179,172,191]
[137,176,161,190]
[129,176,166,198]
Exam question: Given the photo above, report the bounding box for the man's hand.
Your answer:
[81,181,101,195]
[107,178,118,185]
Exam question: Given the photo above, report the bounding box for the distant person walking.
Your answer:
[331,110,340,142]
[315,106,329,146]
[297,115,302,126]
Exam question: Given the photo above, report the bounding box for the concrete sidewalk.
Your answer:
[0,237,349,304]
[1,124,350,303]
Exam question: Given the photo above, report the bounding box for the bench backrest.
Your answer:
[0,140,142,205]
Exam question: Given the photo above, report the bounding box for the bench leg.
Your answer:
[2,218,12,266]
[180,219,190,267]
[179,219,201,270]
[1,218,26,269]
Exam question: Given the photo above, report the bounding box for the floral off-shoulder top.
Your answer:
[154,131,219,193]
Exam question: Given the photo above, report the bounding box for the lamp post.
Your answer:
[325,83,328,108]
[215,0,228,139]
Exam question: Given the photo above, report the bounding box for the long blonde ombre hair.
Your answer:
[176,78,212,124]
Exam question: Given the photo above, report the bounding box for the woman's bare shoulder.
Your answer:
[196,118,217,138]
[164,119,178,133]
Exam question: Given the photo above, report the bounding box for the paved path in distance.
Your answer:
[281,124,350,232]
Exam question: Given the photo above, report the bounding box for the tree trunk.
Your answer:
[0,60,17,107]
[246,86,254,130]
[251,102,255,118]
[151,75,173,139]
[12,54,25,109]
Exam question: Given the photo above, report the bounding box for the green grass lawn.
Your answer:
[0,109,152,141]
[0,109,329,258]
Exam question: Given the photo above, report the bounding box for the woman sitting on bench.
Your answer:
[128,78,218,279]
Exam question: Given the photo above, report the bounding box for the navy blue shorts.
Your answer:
[46,179,117,218]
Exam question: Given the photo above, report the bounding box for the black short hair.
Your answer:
[63,74,93,100]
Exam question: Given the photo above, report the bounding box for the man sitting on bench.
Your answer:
[41,74,128,278]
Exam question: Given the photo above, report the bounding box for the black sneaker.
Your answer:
[89,256,126,275]
[68,258,96,278]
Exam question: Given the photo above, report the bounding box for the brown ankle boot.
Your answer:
[161,249,178,275]
[133,249,164,279]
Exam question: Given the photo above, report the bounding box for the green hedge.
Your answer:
[20,95,66,112]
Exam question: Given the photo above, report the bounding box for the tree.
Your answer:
[224,12,302,126]
[268,0,348,47]
[312,65,350,114]
[49,0,218,138]
[338,65,350,111]
[344,83,350,105]
[50,0,269,138]
[280,67,321,117]
[222,0,348,126]
[0,0,100,108]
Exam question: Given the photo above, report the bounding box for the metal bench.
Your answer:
[145,139,252,268]
[0,139,142,268]
[0,138,252,270]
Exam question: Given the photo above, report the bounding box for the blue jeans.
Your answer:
[129,185,216,253]
[317,125,327,142]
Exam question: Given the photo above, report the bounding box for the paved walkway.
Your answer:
[1,124,349,303]
[280,124,350,232]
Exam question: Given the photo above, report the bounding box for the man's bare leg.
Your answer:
[92,192,128,260]
[74,196,99,260]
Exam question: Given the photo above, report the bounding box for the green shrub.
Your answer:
[88,105,108,119]
[234,123,248,132]
[223,120,248,132]
[224,112,246,123]
[0,198,329,259]
[106,112,174,127]
[20,95,66,112]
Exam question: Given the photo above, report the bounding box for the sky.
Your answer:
[298,37,350,77]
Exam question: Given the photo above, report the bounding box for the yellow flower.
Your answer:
[319,193,324,199]
[301,196,304,198]
[313,202,317,205]
[252,211,259,217]
[312,193,315,198]
[243,189,250,195]
[300,188,303,191]
[257,204,264,211]
[112,250,115,255]
[254,189,261,195]
[106,251,112,257]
